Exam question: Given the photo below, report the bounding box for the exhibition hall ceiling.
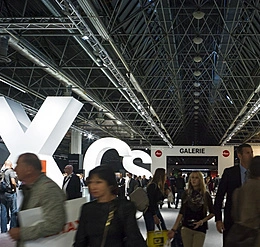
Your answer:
[0,0,260,155]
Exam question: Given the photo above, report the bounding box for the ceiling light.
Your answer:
[194,116,198,119]
[193,37,203,45]
[193,70,201,76]
[194,106,199,110]
[193,11,205,20]
[194,111,199,114]
[193,56,202,63]
[82,35,89,40]
[193,82,201,87]
[194,92,200,96]
[87,133,93,139]
[194,99,199,103]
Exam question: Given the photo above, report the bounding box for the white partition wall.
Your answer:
[151,146,234,176]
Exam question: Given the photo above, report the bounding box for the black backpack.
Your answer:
[0,170,8,193]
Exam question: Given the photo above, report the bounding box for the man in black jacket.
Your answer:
[175,172,185,209]
[62,165,81,200]
[214,143,253,246]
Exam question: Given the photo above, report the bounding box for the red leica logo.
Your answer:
[222,150,230,157]
[155,150,162,157]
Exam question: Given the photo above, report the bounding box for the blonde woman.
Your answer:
[168,171,214,247]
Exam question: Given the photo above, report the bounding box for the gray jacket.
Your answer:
[18,174,66,247]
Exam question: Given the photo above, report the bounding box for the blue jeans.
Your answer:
[5,192,17,228]
[0,198,7,233]
[144,208,167,231]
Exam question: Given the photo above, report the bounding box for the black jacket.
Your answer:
[214,165,241,231]
[74,198,147,247]
[62,173,81,200]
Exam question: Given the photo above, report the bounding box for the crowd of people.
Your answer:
[0,142,259,247]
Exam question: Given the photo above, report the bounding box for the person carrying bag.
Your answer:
[147,224,170,247]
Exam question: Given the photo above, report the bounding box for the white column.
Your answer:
[70,129,82,154]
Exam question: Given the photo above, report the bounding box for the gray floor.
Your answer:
[137,203,222,247]
[0,201,223,247]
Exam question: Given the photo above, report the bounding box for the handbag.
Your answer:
[147,225,168,247]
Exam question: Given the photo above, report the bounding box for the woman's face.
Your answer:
[88,174,111,199]
[189,173,200,188]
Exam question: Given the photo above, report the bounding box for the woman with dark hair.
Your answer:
[143,168,167,231]
[73,165,147,247]
[168,171,214,247]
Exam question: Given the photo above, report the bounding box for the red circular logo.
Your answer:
[222,150,230,157]
[155,150,162,157]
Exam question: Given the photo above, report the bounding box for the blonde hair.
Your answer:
[187,171,206,194]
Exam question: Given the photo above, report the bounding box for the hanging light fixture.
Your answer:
[193,70,201,76]
[193,37,203,45]
[194,92,200,96]
[194,99,200,103]
[193,82,201,87]
[193,11,205,20]
[194,106,199,110]
[193,56,202,63]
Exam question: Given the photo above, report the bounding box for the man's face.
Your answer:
[64,165,72,175]
[238,147,253,168]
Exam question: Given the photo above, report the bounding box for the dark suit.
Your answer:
[62,173,81,200]
[214,165,242,245]
[127,178,138,195]
[117,177,126,198]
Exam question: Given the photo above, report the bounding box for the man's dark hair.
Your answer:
[18,153,42,171]
[236,143,252,155]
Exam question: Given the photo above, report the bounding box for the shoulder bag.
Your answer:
[100,204,115,247]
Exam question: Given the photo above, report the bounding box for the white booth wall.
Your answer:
[151,146,234,176]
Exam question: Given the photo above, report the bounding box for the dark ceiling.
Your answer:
[0,0,260,156]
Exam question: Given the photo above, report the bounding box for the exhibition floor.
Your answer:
[138,203,222,247]
[0,202,222,247]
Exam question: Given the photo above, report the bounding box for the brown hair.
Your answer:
[150,168,166,192]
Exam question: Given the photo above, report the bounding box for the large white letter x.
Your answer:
[0,96,83,187]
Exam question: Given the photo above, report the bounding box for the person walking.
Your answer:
[73,165,146,247]
[214,143,253,246]
[175,172,186,209]
[62,165,81,200]
[168,171,214,247]
[226,155,260,247]
[8,153,66,247]
[2,160,18,231]
[143,168,167,231]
